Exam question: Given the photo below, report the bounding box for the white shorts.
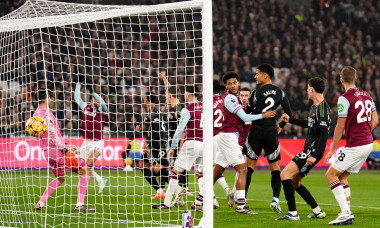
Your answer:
[79,139,104,161]
[332,143,373,174]
[174,140,204,172]
[215,132,245,168]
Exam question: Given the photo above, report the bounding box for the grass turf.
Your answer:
[0,169,379,227]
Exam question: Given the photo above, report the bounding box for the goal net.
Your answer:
[0,0,213,227]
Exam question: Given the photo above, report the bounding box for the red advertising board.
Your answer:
[0,138,376,168]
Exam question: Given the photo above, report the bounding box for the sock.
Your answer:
[295,184,318,209]
[236,190,246,208]
[312,206,322,214]
[39,179,62,205]
[282,179,296,212]
[77,175,90,206]
[196,173,204,193]
[342,184,351,206]
[179,170,188,188]
[245,167,254,198]
[330,181,350,214]
[91,167,103,183]
[195,194,203,205]
[159,168,170,187]
[216,175,230,195]
[163,172,180,206]
[232,172,238,198]
[141,168,159,190]
[271,170,281,198]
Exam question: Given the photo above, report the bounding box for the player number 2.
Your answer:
[355,100,372,123]
[214,109,223,127]
[262,97,275,112]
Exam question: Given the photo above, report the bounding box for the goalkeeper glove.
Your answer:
[61,148,78,167]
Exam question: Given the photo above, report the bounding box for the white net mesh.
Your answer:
[0,0,211,227]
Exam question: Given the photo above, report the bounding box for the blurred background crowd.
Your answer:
[0,0,379,139]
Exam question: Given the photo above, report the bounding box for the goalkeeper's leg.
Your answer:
[35,154,66,210]
[35,176,64,210]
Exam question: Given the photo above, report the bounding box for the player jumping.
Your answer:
[214,72,275,214]
[277,77,330,221]
[33,90,94,212]
[75,83,108,194]
[325,66,378,225]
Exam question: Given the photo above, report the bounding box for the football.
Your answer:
[25,116,47,137]
[126,157,133,166]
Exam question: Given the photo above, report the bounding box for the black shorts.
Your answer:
[141,141,169,166]
[292,149,320,177]
[245,126,280,163]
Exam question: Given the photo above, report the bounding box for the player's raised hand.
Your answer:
[281,113,290,122]
[262,110,276,118]
[160,70,171,86]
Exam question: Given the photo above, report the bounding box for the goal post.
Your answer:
[0,0,214,227]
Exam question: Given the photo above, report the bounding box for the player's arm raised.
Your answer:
[93,93,108,114]
[159,71,171,88]
[74,83,87,110]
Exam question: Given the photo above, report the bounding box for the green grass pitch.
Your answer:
[0,169,379,227]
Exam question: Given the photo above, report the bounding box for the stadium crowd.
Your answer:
[0,0,379,139]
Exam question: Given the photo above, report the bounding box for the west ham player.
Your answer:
[152,85,204,209]
[139,92,169,199]
[325,66,378,225]
[277,77,329,221]
[213,80,232,202]
[214,72,275,214]
[33,90,94,212]
[75,83,108,193]
[245,63,292,213]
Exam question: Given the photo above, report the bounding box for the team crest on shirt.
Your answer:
[338,104,344,113]
[231,98,236,103]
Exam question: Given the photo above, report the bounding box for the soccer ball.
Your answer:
[126,157,133,166]
[25,116,47,137]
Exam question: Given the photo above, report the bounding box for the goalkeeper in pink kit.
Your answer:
[33,90,94,212]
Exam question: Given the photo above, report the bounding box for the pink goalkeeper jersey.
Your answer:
[33,107,66,158]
